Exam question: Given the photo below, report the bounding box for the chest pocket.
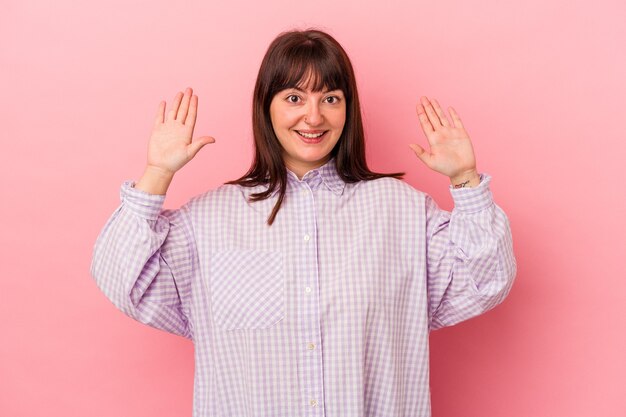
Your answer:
[209,249,285,331]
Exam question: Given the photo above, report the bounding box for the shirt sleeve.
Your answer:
[89,180,198,340]
[425,173,516,330]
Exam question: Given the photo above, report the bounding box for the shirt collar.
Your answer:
[286,157,345,196]
[241,157,346,221]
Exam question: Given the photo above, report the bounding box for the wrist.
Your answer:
[450,169,480,188]
[135,165,175,195]
[145,164,176,181]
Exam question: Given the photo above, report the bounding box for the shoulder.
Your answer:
[186,183,247,210]
[356,176,428,203]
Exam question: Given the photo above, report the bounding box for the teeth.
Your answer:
[298,131,325,138]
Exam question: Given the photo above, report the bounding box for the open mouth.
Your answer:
[295,130,328,142]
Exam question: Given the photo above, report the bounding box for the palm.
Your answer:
[410,96,476,178]
[148,120,196,173]
[147,87,215,174]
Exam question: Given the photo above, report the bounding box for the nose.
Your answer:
[305,102,323,126]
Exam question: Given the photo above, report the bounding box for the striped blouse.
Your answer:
[90,156,516,417]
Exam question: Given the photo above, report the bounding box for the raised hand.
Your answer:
[147,87,215,175]
[409,96,480,187]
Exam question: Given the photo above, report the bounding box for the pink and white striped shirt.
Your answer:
[90,156,516,417]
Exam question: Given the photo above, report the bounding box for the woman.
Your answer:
[91,28,516,417]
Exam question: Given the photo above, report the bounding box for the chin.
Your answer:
[301,152,331,161]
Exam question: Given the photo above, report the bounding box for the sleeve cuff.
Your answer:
[120,180,166,220]
[449,173,494,213]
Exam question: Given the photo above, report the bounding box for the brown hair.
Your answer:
[226,28,404,225]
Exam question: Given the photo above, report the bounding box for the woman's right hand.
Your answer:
[147,87,215,175]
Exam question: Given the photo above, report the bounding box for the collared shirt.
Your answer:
[90,157,516,417]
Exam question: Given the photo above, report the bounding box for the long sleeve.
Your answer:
[425,173,516,330]
[89,180,198,340]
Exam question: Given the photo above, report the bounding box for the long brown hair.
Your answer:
[226,28,404,225]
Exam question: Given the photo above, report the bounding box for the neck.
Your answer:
[285,157,332,179]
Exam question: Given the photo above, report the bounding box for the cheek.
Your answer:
[286,110,303,126]
[269,101,288,127]
[274,110,299,130]
[331,110,347,129]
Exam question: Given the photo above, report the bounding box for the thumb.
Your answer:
[408,143,433,167]
[188,136,216,159]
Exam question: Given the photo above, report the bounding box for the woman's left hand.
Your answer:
[409,96,480,187]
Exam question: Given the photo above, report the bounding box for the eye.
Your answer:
[286,95,301,103]
[325,95,341,104]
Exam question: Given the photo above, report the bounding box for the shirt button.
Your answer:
[303,234,310,242]
[307,342,315,350]
[309,399,318,407]
[305,286,312,293]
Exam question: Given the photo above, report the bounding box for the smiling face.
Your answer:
[269,84,346,179]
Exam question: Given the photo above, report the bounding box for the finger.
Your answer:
[187,136,216,159]
[154,101,165,126]
[431,98,450,127]
[449,106,465,130]
[167,91,184,121]
[177,87,193,122]
[420,96,443,129]
[416,103,434,137]
[185,94,198,126]
[408,143,433,168]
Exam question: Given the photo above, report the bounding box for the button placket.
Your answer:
[297,181,325,415]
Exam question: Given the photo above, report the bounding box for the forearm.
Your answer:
[134,165,175,195]
[449,169,481,188]
[90,181,194,338]
[426,173,517,329]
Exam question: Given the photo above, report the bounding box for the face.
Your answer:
[269,86,346,179]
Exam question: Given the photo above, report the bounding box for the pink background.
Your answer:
[1,0,625,416]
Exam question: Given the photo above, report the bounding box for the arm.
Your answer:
[425,173,516,330]
[89,87,215,339]
[89,180,198,339]
[408,96,517,329]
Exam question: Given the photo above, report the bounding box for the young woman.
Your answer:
[91,28,516,417]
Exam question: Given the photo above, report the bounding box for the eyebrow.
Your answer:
[289,87,343,94]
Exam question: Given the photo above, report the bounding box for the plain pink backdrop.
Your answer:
[1,0,625,416]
